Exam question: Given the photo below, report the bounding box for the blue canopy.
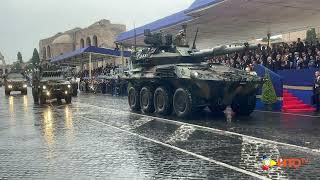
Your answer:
[115,0,225,44]
[51,46,131,63]
[115,10,192,43]
[185,0,224,13]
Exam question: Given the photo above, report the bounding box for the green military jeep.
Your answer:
[33,71,72,105]
[4,72,28,95]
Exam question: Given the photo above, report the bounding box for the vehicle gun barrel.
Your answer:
[191,44,259,58]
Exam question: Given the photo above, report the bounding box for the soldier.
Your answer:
[313,71,320,111]
[174,30,188,47]
[32,69,40,103]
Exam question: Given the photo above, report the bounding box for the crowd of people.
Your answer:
[78,63,119,78]
[207,38,320,71]
[78,63,128,96]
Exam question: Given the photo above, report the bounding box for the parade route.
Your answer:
[1,89,319,179]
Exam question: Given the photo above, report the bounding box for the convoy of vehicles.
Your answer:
[0,30,262,117]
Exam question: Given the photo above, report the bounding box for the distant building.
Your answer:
[39,19,126,61]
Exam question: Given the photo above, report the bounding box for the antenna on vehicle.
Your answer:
[134,23,137,52]
[192,28,199,50]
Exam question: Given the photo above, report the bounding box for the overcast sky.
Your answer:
[0,0,194,63]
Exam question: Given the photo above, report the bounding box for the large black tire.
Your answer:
[173,88,193,118]
[39,96,46,105]
[231,94,256,116]
[140,86,154,114]
[72,86,78,97]
[154,86,172,116]
[32,89,39,104]
[5,90,10,96]
[21,90,27,95]
[65,96,72,104]
[128,86,140,111]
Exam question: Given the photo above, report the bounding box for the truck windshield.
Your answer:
[7,73,25,80]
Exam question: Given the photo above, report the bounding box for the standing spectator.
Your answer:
[313,71,320,112]
[266,56,274,71]
[315,56,320,68]
[308,56,316,68]
[296,38,305,53]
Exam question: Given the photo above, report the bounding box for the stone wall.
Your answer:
[39,19,126,60]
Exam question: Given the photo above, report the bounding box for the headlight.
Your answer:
[8,85,13,89]
[65,91,68,95]
[67,85,71,88]
[23,84,27,88]
[190,71,199,79]
[43,85,47,90]
[46,91,50,96]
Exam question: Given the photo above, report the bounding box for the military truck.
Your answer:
[125,29,263,118]
[32,71,72,105]
[4,72,28,95]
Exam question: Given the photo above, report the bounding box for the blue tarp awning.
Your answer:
[50,46,131,63]
[115,10,192,43]
[115,0,225,44]
[185,0,224,13]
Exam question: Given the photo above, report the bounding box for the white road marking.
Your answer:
[80,115,271,180]
[77,102,320,154]
[165,125,196,144]
[120,117,153,130]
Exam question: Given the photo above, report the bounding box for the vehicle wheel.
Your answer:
[65,96,72,104]
[5,90,10,96]
[140,86,154,113]
[154,86,172,115]
[209,105,227,114]
[57,97,62,104]
[39,96,46,105]
[32,89,39,104]
[72,86,78,97]
[231,94,256,116]
[128,86,140,111]
[173,88,193,118]
[22,90,27,95]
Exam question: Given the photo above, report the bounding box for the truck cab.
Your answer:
[4,72,28,95]
[33,71,72,105]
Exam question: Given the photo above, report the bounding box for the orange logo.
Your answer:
[261,155,309,170]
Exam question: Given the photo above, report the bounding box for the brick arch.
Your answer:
[47,46,51,58]
[93,35,98,47]
[86,37,91,47]
[42,47,47,59]
[80,38,85,48]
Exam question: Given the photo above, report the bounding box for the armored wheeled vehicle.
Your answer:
[4,72,28,95]
[126,29,263,118]
[32,71,72,105]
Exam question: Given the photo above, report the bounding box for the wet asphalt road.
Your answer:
[0,87,319,179]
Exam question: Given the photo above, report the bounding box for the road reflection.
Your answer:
[43,106,54,147]
[64,105,74,142]
[23,95,28,112]
[8,96,16,126]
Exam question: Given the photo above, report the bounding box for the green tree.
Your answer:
[306,28,317,44]
[17,52,23,63]
[12,62,21,71]
[31,48,40,66]
[261,70,277,105]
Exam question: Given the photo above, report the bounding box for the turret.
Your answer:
[132,29,260,66]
